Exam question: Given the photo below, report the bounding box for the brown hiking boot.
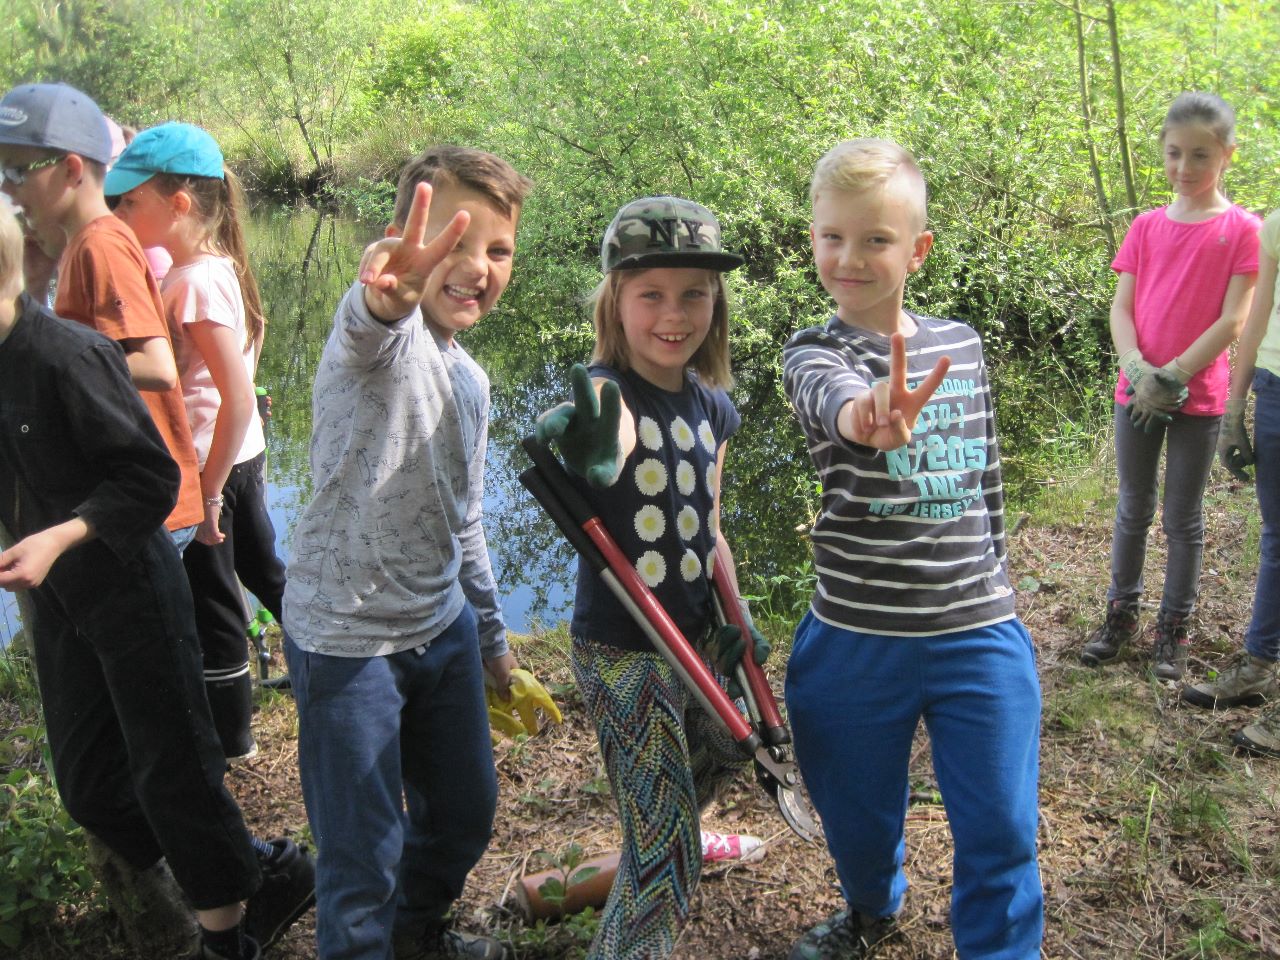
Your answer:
[1081,600,1140,667]
[1182,652,1280,708]
[1232,704,1280,758]
[1152,610,1191,681]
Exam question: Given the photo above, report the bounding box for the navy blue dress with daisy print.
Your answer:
[569,363,741,652]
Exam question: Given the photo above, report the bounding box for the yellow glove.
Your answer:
[486,668,563,740]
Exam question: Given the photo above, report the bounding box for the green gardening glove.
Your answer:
[1129,367,1189,412]
[536,363,623,488]
[1218,397,1253,482]
[1118,348,1158,393]
[1124,390,1173,433]
[703,619,771,699]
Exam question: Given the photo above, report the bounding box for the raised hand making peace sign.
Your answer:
[358,181,472,322]
[841,333,951,450]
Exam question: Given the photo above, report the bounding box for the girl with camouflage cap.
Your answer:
[535,195,769,959]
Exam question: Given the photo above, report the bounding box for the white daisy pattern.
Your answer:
[706,549,716,578]
[671,416,695,451]
[681,549,702,582]
[698,420,716,454]
[635,459,668,496]
[638,416,662,451]
[677,505,700,541]
[705,461,717,494]
[675,460,696,497]
[635,505,665,543]
[637,551,667,588]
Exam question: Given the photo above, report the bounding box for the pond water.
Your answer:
[1,204,818,648]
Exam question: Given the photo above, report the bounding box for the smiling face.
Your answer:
[392,184,518,344]
[1162,123,1233,206]
[615,267,717,391]
[810,174,932,334]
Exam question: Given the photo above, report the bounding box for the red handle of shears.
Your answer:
[710,538,788,743]
[519,438,757,748]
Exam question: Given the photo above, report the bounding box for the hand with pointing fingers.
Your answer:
[842,333,951,450]
[359,181,471,322]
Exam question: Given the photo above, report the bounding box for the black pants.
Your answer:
[31,530,261,910]
[183,452,287,672]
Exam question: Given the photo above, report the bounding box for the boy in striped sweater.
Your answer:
[781,138,1043,960]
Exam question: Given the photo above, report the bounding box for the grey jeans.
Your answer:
[1108,403,1221,616]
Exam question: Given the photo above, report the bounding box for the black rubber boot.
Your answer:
[205,666,257,761]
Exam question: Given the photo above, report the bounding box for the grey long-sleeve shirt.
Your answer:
[283,283,508,659]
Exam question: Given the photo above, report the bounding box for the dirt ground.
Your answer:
[14,471,1280,959]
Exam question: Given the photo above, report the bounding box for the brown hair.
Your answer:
[589,269,734,389]
[392,145,532,228]
[1162,91,1236,148]
[0,203,23,299]
[150,168,265,350]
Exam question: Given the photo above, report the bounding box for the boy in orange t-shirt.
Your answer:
[0,83,202,544]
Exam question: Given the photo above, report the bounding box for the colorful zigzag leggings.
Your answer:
[572,636,745,960]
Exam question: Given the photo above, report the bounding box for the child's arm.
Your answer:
[0,518,92,590]
[358,182,471,323]
[838,333,950,450]
[119,334,179,391]
[1220,251,1275,479]
[536,363,636,487]
[1167,272,1257,379]
[185,320,256,545]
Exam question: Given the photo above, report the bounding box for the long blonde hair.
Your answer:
[589,268,734,389]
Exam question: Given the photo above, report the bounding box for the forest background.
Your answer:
[5,1,1280,957]
[7,0,1280,475]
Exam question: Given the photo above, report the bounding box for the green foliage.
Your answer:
[0,705,93,952]
[510,844,601,958]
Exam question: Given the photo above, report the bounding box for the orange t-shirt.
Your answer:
[55,216,203,531]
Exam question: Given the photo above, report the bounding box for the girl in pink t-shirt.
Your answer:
[1082,92,1260,679]
[107,124,288,766]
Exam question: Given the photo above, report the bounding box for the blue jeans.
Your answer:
[284,604,496,960]
[169,524,197,555]
[1246,369,1280,661]
[1109,404,1221,615]
[785,614,1043,959]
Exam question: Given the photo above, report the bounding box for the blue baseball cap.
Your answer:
[0,83,112,165]
[103,122,224,196]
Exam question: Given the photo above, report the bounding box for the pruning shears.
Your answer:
[519,436,821,843]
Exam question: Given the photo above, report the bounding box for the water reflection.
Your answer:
[1,205,818,645]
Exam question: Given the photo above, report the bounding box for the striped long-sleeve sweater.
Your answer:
[782,313,1016,636]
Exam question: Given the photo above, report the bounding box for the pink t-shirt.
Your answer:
[162,255,265,469]
[1112,204,1260,415]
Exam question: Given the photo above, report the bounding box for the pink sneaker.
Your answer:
[701,830,766,863]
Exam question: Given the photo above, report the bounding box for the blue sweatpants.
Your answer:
[785,613,1043,960]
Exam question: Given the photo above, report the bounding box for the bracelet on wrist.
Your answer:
[204,495,225,507]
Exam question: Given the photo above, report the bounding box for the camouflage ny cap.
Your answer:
[601,195,744,273]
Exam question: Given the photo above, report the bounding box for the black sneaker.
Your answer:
[1081,600,1141,667]
[788,909,896,960]
[1152,610,1191,681]
[394,924,505,960]
[243,839,316,951]
[200,932,262,960]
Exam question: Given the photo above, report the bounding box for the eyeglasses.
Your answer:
[1,155,62,186]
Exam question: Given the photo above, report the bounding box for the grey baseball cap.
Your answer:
[0,83,112,165]
[601,195,744,273]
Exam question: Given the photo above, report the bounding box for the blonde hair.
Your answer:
[150,168,265,351]
[810,138,928,229]
[0,203,23,299]
[589,269,734,389]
